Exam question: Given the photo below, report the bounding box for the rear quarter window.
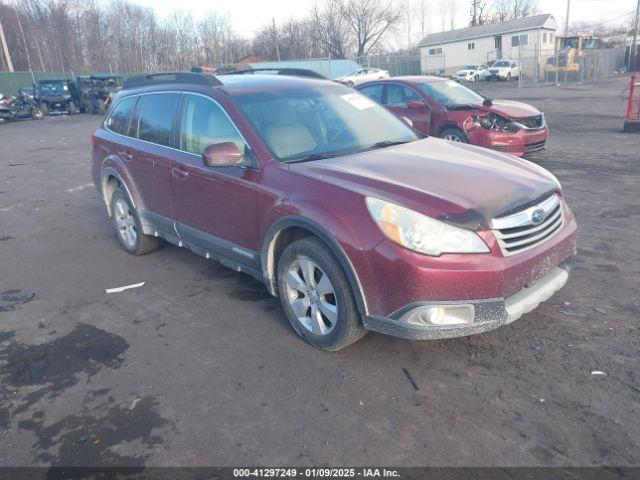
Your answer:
[105,96,137,136]
[137,93,180,147]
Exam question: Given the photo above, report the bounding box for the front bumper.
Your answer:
[467,125,548,157]
[363,257,573,340]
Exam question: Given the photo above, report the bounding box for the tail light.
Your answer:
[91,133,97,149]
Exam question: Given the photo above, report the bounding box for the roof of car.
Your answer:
[121,73,337,96]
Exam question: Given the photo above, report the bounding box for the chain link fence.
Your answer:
[517,46,627,87]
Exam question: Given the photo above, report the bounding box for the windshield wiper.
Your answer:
[365,140,413,150]
[282,153,336,164]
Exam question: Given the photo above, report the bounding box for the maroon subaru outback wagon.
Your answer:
[92,72,577,350]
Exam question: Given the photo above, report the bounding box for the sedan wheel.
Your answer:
[284,257,338,336]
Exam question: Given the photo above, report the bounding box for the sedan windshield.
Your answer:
[463,65,479,70]
[232,84,418,162]
[494,61,511,67]
[416,80,484,106]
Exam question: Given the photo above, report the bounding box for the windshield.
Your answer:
[463,65,479,70]
[232,84,418,162]
[40,81,67,95]
[493,61,511,67]
[416,80,484,106]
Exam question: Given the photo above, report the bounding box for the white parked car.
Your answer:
[453,64,489,82]
[336,68,390,87]
[486,60,521,81]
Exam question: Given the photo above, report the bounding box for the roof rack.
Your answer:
[123,72,222,89]
[222,68,326,79]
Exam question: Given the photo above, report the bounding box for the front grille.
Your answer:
[515,114,545,130]
[489,69,499,74]
[492,194,564,256]
[525,140,546,151]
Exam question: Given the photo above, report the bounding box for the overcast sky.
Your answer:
[134,0,638,39]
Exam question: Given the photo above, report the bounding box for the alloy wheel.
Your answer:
[284,257,338,336]
[444,133,462,142]
[114,198,138,248]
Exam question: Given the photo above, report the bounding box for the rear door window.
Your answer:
[136,93,180,147]
[106,96,137,136]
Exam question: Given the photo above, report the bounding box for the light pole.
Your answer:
[564,0,571,34]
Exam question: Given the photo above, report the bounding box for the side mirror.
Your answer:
[203,142,243,167]
[483,98,493,107]
[407,100,426,109]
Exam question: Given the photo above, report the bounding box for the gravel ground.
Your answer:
[0,76,638,468]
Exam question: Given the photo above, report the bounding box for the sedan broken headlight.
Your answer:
[366,197,490,256]
[473,113,520,133]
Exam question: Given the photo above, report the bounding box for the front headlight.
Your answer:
[473,113,520,133]
[366,197,490,256]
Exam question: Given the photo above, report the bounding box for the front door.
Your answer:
[494,35,503,59]
[171,93,261,267]
[383,83,432,134]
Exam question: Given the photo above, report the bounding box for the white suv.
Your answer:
[453,64,488,82]
[487,60,520,81]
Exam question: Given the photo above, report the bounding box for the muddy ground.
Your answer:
[0,77,638,468]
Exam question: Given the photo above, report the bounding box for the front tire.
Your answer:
[277,237,367,351]
[109,188,159,255]
[440,127,468,143]
[31,108,44,120]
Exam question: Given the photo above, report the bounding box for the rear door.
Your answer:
[126,92,180,223]
[170,93,261,266]
[383,83,432,134]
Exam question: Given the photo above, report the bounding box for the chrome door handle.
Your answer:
[119,151,133,161]
[171,167,189,180]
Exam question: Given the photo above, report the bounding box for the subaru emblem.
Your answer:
[531,209,545,224]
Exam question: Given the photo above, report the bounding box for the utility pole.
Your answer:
[272,18,281,61]
[470,0,480,27]
[0,20,14,72]
[632,0,640,71]
[564,0,571,34]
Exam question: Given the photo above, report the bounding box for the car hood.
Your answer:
[485,100,541,119]
[289,138,559,230]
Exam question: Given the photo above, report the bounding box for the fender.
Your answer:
[99,165,140,217]
[261,215,369,317]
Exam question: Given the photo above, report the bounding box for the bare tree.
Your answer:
[339,0,403,57]
[308,0,351,58]
[491,0,537,22]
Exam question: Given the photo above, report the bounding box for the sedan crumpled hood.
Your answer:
[289,138,559,230]
[484,100,541,119]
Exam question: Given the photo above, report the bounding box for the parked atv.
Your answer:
[0,92,44,124]
[71,76,94,113]
[88,74,123,114]
[34,78,76,116]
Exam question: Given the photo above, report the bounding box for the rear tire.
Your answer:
[440,127,468,143]
[277,237,367,351]
[109,188,160,256]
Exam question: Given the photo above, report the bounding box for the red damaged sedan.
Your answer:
[357,76,548,157]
